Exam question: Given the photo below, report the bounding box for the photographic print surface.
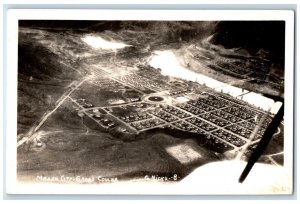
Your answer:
[9,10,293,194]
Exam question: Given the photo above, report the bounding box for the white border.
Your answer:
[1,0,299,5]
[5,9,295,195]
[7,9,295,21]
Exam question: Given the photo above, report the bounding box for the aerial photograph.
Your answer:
[16,20,285,186]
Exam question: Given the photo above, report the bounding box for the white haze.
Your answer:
[180,160,291,194]
[82,35,130,50]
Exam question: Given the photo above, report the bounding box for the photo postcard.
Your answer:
[5,9,295,195]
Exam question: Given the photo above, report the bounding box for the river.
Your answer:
[148,50,282,114]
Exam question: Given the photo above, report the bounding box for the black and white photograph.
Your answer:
[5,10,294,195]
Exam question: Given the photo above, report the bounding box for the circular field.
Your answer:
[148,96,164,102]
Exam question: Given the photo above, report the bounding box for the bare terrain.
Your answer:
[17,21,284,184]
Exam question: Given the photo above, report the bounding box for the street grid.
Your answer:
[65,66,277,158]
[18,64,282,165]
